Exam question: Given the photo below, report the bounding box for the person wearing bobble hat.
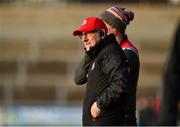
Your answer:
[74,6,140,125]
[100,6,140,125]
[73,17,129,126]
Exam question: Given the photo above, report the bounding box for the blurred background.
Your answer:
[0,0,179,126]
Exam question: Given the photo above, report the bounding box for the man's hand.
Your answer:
[90,101,101,118]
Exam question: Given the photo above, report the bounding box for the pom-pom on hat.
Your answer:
[100,6,134,33]
[73,17,107,36]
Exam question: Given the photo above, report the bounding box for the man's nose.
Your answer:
[82,35,88,42]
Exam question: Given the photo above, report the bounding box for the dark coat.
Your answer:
[76,34,129,126]
[159,21,180,125]
[120,35,140,125]
[74,34,140,125]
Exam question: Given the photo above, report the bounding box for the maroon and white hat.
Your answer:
[100,6,134,33]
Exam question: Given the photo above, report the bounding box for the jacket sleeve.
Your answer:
[74,54,92,85]
[96,51,128,109]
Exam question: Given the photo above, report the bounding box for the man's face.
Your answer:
[79,30,101,51]
[104,22,116,35]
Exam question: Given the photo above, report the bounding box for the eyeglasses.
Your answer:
[78,29,100,39]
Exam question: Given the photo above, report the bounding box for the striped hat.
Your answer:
[100,6,134,33]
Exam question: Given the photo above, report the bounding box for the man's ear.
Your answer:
[100,29,106,39]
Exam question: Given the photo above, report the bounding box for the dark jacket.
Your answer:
[76,34,129,126]
[120,35,140,125]
[74,34,140,125]
[159,21,180,125]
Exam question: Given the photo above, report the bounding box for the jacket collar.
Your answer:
[86,34,117,59]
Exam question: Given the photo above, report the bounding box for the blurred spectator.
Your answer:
[137,97,157,126]
[159,21,180,126]
[153,96,161,119]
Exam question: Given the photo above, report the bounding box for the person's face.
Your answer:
[103,21,122,42]
[104,22,116,35]
[79,30,101,51]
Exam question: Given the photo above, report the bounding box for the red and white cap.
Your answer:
[73,17,107,36]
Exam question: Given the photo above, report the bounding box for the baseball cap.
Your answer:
[73,17,107,36]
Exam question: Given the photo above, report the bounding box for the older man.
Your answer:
[74,6,140,125]
[73,17,129,126]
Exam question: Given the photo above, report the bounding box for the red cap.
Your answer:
[73,17,107,36]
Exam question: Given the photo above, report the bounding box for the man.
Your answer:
[73,17,129,126]
[159,21,180,125]
[74,6,140,125]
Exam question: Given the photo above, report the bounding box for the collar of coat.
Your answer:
[85,34,117,59]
